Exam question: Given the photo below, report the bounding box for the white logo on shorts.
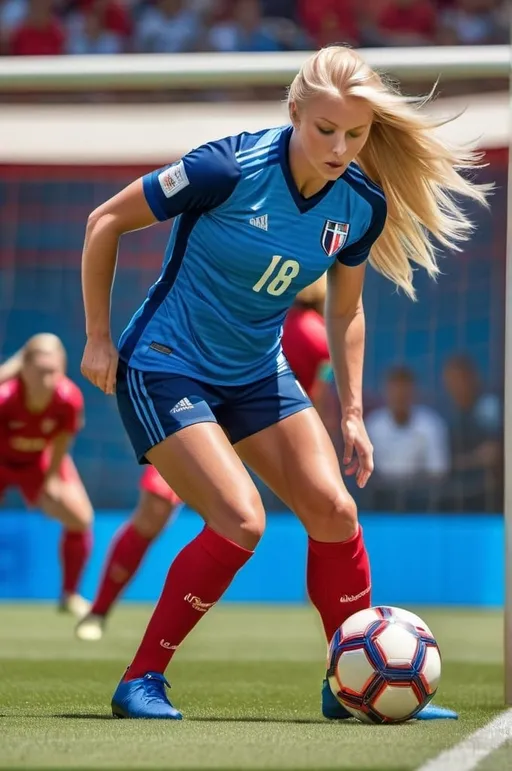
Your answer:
[170,398,194,414]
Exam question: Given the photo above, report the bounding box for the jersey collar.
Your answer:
[278,125,335,214]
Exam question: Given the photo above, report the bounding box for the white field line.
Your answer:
[416,709,512,771]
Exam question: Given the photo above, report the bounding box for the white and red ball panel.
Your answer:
[375,623,420,668]
[331,647,379,698]
[420,645,442,695]
[327,606,442,724]
[372,683,422,722]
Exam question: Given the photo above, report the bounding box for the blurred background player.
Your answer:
[76,465,181,641]
[281,275,329,400]
[0,334,93,617]
[76,275,328,641]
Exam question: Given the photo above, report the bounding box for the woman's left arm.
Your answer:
[325,261,373,488]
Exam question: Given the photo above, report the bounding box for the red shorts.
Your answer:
[0,453,79,506]
[139,466,181,506]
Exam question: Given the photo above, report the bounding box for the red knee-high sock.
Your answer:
[307,526,371,643]
[60,529,92,596]
[126,526,253,680]
[92,523,152,616]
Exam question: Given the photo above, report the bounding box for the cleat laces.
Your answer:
[142,673,171,705]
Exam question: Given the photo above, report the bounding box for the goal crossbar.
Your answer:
[0,46,508,91]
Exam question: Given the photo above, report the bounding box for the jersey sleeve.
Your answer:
[60,384,85,434]
[0,381,15,418]
[338,194,387,267]
[0,386,8,419]
[143,136,242,222]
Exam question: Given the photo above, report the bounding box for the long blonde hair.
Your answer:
[287,46,491,299]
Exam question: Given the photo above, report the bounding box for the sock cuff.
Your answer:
[63,529,91,542]
[125,522,153,545]
[200,526,254,570]
[308,525,363,558]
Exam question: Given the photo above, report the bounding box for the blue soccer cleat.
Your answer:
[111,672,183,719]
[413,704,458,720]
[322,679,352,719]
[321,679,458,721]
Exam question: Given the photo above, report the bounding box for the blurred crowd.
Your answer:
[279,280,503,515]
[0,0,508,57]
[315,356,503,513]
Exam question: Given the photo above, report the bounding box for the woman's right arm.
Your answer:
[81,178,158,394]
[0,348,23,384]
[82,140,242,393]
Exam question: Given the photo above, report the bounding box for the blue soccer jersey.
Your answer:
[118,125,387,385]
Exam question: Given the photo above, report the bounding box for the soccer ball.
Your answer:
[327,606,441,724]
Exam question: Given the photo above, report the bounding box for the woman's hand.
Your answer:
[341,411,374,488]
[81,336,118,395]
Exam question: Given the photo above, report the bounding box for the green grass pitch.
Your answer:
[0,604,506,770]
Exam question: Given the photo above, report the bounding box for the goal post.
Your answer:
[504,40,512,706]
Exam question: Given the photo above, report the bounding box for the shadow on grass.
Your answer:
[190,716,327,725]
[52,713,114,720]
[53,713,327,724]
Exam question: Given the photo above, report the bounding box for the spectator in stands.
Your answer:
[66,0,131,54]
[259,0,297,21]
[208,0,283,52]
[0,0,27,53]
[8,0,65,55]
[437,0,507,45]
[364,366,450,511]
[298,0,360,48]
[363,0,437,47]
[134,0,200,53]
[78,1,132,37]
[441,354,502,511]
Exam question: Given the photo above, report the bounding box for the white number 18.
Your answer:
[252,255,300,297]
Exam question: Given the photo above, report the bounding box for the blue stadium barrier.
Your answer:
[0,509,503,606]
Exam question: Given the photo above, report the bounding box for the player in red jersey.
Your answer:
[0,334,93,617]
[76,464,181,641]
[282,275,329,399]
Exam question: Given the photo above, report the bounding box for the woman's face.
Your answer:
[291,92,373,182]
[22,350,64,394]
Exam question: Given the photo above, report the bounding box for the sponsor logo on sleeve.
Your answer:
[158,160,190,198]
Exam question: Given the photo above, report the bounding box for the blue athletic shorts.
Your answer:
[116,360,312,463]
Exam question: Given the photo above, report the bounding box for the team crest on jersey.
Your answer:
[321,220,350,257]
[40,419,57,434]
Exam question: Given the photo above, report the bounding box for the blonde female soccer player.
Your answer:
[0,334,93,617]
[80,46,487,720]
